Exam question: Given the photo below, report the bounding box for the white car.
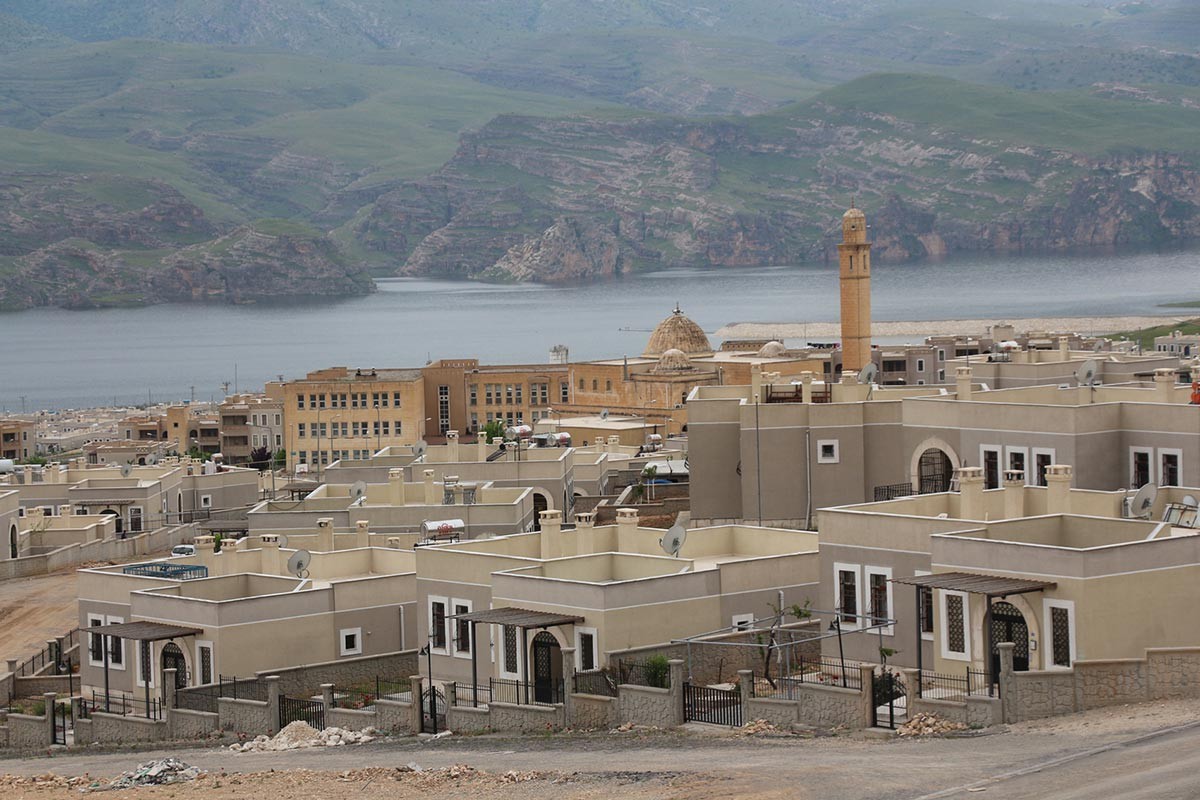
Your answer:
[171,544,196,557]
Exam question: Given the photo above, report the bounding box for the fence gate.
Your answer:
[683,682,742,727]
[52,701,71,745]
[279,695,325,730]
[872,668,906,730]
[421,687,446,734]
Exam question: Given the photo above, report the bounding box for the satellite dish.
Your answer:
[351,480,368,501]
[413,440,428,457]
[659,522,687,558]
[1129,483,1158,519]
[286,549,311,579]
[1075,358,1099,387]
[1093,340,1105,353]
[120,464,133,478]
[147,454,159,466]
[600,409,609,420]
[276,534,289,549]
[858,362,879,385]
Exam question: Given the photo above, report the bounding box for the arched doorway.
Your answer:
[532,492,549,531]
[989,601,1030,678]
[917,448,953,494]
[100,508,123,534]
[161,642,188,691]
[531,631,562,704]
[8,523,17,559]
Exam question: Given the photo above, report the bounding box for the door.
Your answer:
[989,601,1030,677]
[161,642,188,693]
[531,631,562,704]
[918,448,952,494]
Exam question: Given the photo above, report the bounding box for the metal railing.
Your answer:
[572,668,618,697]
[753,655,864,696]
[918,670,969,703]
[617,659,671,689]
[448,682,492,708]
[488,677,564,707]
[218,675,267,702]
[874,482,917,502]
[333,677,411,710]
[80,689,163,721]
[14,629,80,678]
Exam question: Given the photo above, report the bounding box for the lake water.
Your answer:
[1,245,1197,411]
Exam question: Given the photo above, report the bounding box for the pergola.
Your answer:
[446,607,583,706]
[891,572,1056,685]
[82,621,203,718]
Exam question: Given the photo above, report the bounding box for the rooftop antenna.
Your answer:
[1128,483,1158,520]
[286,549,311,580]
[659,512,690,558]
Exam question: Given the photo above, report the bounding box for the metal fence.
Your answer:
[489,677,564,707]
[332,677,410,710]
[279,695,324,729]
[683,683,742,727]
[14,629,79,678]
[918,670,969,703]
[874,482,917,502]
[618,659,671,689]
[448,682,492,708]
[572,668,618,697]
[80,690,163,721]
[218,675,267,702]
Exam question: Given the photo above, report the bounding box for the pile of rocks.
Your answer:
[230,721,377,752]
[93,759,202,791]
[737,719,792,736]
[897,712,967,737]
[0,773,92,789]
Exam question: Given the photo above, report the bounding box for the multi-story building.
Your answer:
[278,367,426,472]
[422,359,570,435]
[164,405,221,457]
[1155,329,1200,358]
[218,394,284,465]
[0,418,36,461]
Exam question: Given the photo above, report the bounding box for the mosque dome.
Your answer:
[644,305,712,358]
[756,340,787,358]
[652,348,695,374]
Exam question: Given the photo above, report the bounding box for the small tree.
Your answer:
[273,449,286,469]
[641,464,658,502]
[482,419,506,444]
[249,445,272,470]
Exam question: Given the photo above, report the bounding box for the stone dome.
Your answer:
[652,348,695,374]
[643,305,712,358]
[757,340,787,358]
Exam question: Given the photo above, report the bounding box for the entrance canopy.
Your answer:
[450,607,583,629]
[892,571,1055,597]
[83,621,203,641]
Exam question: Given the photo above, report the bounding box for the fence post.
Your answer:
[560,647,575,724]
[997,642,1016,723]
[43,692,57,745]
[737,669,753,722]
[163,668,178,712]
[901,668,919,715]
[321,683,334,713]
[408,675,423,735]
[669,659,685,726]
[858,664,876,729]
[265,675,281,735]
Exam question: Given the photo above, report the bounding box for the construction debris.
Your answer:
[897,712,968,737]
[229,721,376,752]
[737,719,792,736]
[90,759,202,791]
[0,774,92,789]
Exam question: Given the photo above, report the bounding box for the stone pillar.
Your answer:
[163,668,178,710]
[575,511,595,556]
[901,667,919,715]
[1045,464,1073,514]
[409,675,424,735]
[193,534,216,562]
[477,434,490,462]
[737,668,753,709]
[1003,470,1025,519]
[607,435,621,453]
[669,660,686,727]
[751,368,763,402]
[997,642,1016,724]
[423,469,437,505]
[957,466,985,520]
[321,683,334,713]
[265,675,281,734]
[43,692,57,745]
[355,520,370,549]
[1058,336,1070,360]
[445,430,459,462]
[316,517,335,552]
[1154,367,1177,403]
[388,468,405,506]
[858,665,877,729]
[539,509,562,560]
[258,533,282,575]
[561,647,575,724]
[800,371,814,404]
[615,508,639,553]
[956,366,973,401]
[6,658,17,675]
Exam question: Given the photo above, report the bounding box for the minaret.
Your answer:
[838,204,872,372]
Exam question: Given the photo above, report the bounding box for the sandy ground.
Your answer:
[716,314,1191,340]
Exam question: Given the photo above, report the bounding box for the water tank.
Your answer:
[0,459,14,474]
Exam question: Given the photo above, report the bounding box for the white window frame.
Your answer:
[428,595,449,655]
[980,445,1003,489]
[834,562,863,630]
[136,640,155,688]
[1158,447,1183,487]
[105,615,126,670]
[451,598,473,660]
[731,613,755,631]
[87,615,106,668]
[864,565,894,636]
[1005,446,1029,480]
[1042,598,1076,670]
[195,640,214,685]
[498,624,523,679]
[200,494,212,509]
[1031,447,1056,486]
[937,349,946,362]
[574,626,599,671]
[914,570,934,641]
[817,439,840,465]
[339,627,363,657]
[939,589,971,662]
[916,358,926,373]
[1130,446,1155,487]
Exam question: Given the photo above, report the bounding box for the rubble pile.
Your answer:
[333,765,565,788]
[737,719,790,736]
[230,721,376,752]
[92,759,202,791]
[0,773,92,789]
[897,712,968,737]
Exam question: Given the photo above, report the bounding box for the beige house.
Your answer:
[218,394,284,465]
[1,418,36,461]
[1,489,18,560]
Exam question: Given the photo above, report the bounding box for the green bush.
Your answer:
[645,654,670,688]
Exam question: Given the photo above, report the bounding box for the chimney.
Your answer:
[423,469,437,505]
[257,533,282,575]
[957,466,985,520]
[956,366,973,401]
[446,430,459,462]
[1154,368,1177,403]
[388,467,405,506]
[1058,336,1070,359]
[841,369,858,386]
[355,520,370,548]
[800,372,814,404]
[478,433,490,462]
[751,367,763,401]
[316,517,335,552]
[1003,470,1026,519]
[539,509,562,560]
[575,511,596,555]
[616,507,639,552]
[1045,464,1073,514]
[193,534,216,562]
[607,435,620,453]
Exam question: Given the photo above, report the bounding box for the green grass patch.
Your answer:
[1110,318,1200,350]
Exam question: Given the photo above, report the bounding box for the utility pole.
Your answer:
[190,386,195,404]
[20,396,26,414]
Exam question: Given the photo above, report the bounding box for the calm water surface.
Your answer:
[1,246,1197,410]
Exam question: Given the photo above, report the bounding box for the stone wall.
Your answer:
[569,694,617,730]
[14,675,75,698]
[617,686,678,728]
[750,682,868,729]
[1146,648,1200,698]
[4,713,47,750]
[487,702,564,733]
[218,698,272,734]
[86,712,168,743]
[446,705,490,733]
[327,707,376,731]
[373,698,413,733]
[169,709,219,740]
[0,524,194,582]
[259,651,418,697]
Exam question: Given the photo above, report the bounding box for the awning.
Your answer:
[891,571,1055,597]
[449,607,584,629]
[82,621,203,641]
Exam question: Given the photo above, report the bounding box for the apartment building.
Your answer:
[0,418,35,461]
[423,359,570,435]
[164,405,221,457]
[218,394,284,465]
[1156,329,1200,358]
